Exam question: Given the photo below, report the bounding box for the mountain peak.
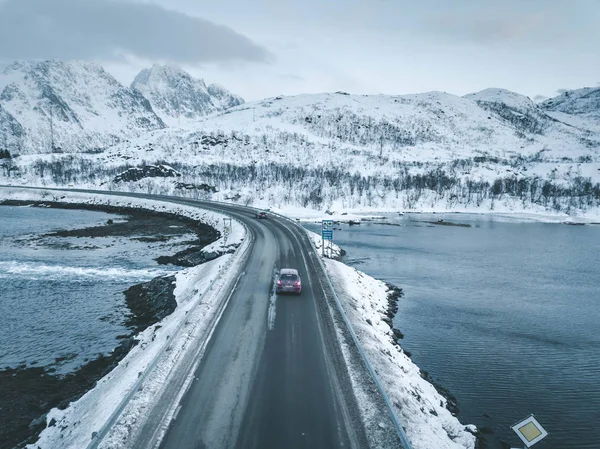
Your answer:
[133,64,207,90]
[131,65,243,127]
[463,88,552,135]
[541,87,600,118]
[464,88,536,111]
[0,59,165,154]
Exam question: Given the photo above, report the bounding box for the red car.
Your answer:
[276,268,302,295]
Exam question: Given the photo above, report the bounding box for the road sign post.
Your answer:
[321,220,334,257]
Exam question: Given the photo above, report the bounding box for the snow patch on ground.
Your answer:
[308,233,477,449]
[275,201,600,224]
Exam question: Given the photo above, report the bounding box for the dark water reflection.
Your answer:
[305,214,600,449]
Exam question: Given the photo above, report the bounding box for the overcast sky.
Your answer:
[0,0,599,101]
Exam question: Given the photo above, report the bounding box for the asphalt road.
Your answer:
[155,200,367,449]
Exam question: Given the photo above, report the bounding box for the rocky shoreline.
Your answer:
[0,201,220,449]
[381,282,488,449]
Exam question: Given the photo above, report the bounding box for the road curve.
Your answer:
[0,187,405,449]
[154,198,367,449]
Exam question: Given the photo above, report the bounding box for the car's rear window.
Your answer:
[280,274,298,281]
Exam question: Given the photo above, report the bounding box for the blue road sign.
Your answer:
[322,230,333,240]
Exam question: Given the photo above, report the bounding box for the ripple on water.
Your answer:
[304,217,600,449]
[0,206,180,374]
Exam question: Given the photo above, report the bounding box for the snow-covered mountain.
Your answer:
[104,88,598,170]
[131,64,244,128]
[537,87,600,137]
[31,88,592,217]
[0,60,166,155]
[2,62,599,217]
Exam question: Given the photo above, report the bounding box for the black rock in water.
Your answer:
[124,275,177,332]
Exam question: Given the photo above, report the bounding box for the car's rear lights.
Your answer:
[295,281,301,286]
[277,280,282,285]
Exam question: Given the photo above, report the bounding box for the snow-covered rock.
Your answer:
[111,164,181,183]
[131,64,244,128]
[0,103,23,151]
[0,60,166,155]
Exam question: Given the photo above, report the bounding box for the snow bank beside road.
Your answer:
[308,234,477,449]
[27,255,237,449]
[0,188,248,449]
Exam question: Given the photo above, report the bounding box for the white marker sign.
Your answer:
[511,415,548,447]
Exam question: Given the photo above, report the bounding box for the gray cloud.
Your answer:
[556,88,569,94]
[534,94,548,101]
[0,0,271,63]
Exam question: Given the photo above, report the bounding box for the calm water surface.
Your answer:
[306,214,600,449]
[0,206,183,374]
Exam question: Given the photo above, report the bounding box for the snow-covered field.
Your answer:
[267,202,600,224]
[308,231,477,449]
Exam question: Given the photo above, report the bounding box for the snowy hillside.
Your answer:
[464,88,555,135]
[541,87,600,118]
[0,60,166,154]
[2,63,600,217]
[103,89,599,167]
[60,89,595,216]
[131,64,244,128]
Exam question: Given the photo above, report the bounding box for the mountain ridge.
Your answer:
[0,60,166,154]
[541,86,600,118]
[130,64,244,128]
[1,60,599,217]
[0,60,244,154]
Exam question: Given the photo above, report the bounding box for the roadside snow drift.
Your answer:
[308,232,477,449]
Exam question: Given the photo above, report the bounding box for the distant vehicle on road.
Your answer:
[276,268,302,295]
[256,211,268,219]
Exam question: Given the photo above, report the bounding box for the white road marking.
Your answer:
[267,269,279,331]
[172,405,182,421]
